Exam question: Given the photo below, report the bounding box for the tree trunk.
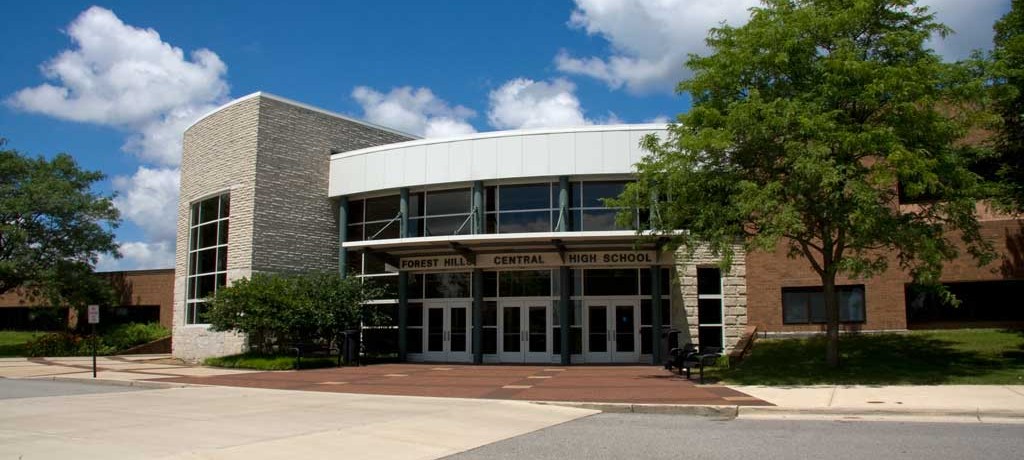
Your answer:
[822,272,840,367]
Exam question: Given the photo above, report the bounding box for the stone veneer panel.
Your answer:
[173,97,261,362]
[250,98,412,274]
[674,244,747,352]
[173,94,413,362]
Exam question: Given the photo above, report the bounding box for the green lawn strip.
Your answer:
[204,352,338,370]
[0,331,46,357]
[710,329,1024,385]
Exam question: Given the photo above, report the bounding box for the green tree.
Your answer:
[206,272,386,353]
[0,138,120,300]
[991,0,1024,212]
[618,0,994,367]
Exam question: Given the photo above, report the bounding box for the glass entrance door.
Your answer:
[584,300,640,363]
[498,301,550,363]
[422,301,472,362]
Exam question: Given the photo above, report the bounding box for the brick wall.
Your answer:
[746,216,1024,333]
[0,269,173,328]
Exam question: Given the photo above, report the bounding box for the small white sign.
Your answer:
[87,305,100,324]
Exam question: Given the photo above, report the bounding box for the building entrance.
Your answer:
[583,299,640,363]
[421,300,472,362]
[498,300,551,363]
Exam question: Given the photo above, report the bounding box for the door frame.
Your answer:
[420,300,472,363]
[497,299,552,363]
[582,298,641,363]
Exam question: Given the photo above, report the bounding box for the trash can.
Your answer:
[341,329,360,365]
[661,327,680,363]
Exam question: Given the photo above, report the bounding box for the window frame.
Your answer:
[185,192,230,326]
[781,285,867,325]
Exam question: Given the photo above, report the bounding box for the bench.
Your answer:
[288,342,341,369]
[665,344,722,384]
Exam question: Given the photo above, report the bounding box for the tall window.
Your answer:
[186,193,229,325]
[346,194,401,241]
[484,183,555,233]
[420,188,472,236]
[569,181,637,231]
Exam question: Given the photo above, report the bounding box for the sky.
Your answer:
[0,0,1012,272]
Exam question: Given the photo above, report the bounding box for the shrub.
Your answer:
[102,322,169,351]
[23,322,168,357]
[204,352,336,370]
[206,272,387,353]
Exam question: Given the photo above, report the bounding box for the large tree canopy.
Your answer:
[991,0,1024,212]
[618,0,994,366]
[0,138,120,298]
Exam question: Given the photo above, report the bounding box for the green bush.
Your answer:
[206,272,387,353]
[23,322,168,357]
[204,352,337,370]
[102,322,169,351]
[24,332,114,357]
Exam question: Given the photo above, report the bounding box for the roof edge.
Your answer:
[330,123,669,160]
[184,91,420,139]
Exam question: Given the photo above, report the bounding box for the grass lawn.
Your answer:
[712,329,1024,385]
[204,352,340,370]
[0,331,45,357]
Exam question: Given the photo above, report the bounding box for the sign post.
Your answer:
[87,305,99,378]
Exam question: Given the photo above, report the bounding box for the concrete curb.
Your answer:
[31,376,207,390]
[531,401,740,419]
[738,405,1024,421]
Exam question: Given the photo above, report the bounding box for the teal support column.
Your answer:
[557,176,571,364]
[557,176,569,232]
[398,272,408,361]
[559,266,571,365]
[399,188,409,238]
[398,189,410,362]
[338,197,349,279]
[472,181,484,234]
[472,269,483,364]
[651,265,663,365]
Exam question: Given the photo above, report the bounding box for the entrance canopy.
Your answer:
[341,231,673,272]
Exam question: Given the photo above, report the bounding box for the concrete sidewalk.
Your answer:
[732,385,1024,423]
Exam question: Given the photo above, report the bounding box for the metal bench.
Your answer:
[288,342,342,369]
[665,344,722,384]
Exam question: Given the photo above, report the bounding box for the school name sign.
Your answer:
[398,251,661,271]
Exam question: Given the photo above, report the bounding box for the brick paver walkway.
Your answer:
[154,364,771,406]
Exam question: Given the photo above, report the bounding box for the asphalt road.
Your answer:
[0,378,146,400]
[446,413,1024,460]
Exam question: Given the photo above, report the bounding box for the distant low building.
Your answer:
[0,268,174,330]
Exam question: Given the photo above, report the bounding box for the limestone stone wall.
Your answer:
[673,244,747,352]
[173,93,414,362]
[250,98,412,274]
[174,97,260,362]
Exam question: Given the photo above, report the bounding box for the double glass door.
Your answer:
[584,300,640,363]
[422,300,472,362]
[498,301,550,363]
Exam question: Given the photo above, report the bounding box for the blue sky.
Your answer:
[0,0,1011,271]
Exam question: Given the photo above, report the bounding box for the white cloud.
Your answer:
[112,167,181,244]
[556,0,759,94]
[487,78,591,130]
[7,6,228,165]
[557,0,1009,94]
[95,241,175,272]
[7,6,230,270]
[351,86,477,138]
